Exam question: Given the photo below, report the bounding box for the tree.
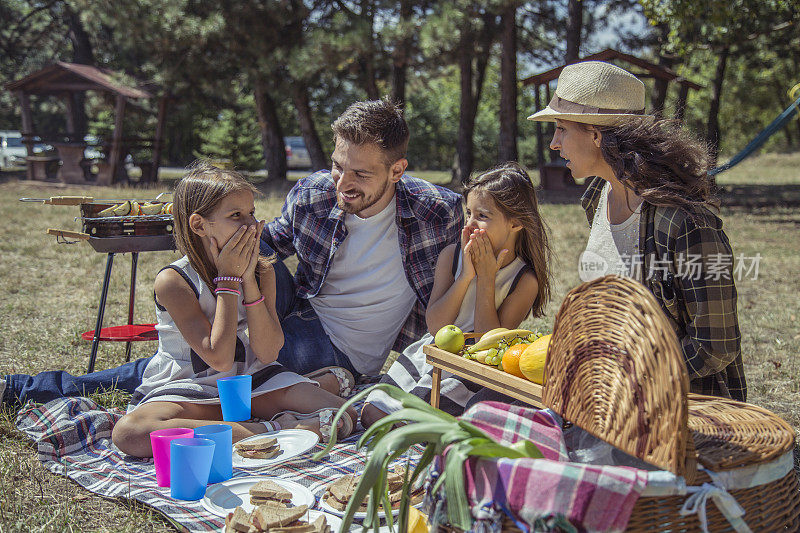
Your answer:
[641,0,800,164]
[498,0,518,163]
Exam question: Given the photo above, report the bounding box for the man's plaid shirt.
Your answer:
[582,177,746,401]
[263,170,463,354]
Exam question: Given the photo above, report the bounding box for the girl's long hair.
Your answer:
[595,118,718,212]
[463,162,552,317]
[172,161,274,292]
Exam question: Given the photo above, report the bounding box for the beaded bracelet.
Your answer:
[243,295,265,307]
[213,276,243,284]
[215,288,241,297]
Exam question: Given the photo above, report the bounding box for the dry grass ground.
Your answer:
[1,153,799,531]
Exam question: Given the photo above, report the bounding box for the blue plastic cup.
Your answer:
[194,424,233,484]
[169,437,216,500]
[217,375,252,421]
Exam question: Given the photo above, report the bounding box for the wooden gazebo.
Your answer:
[522,49,703,189]
[5,62,167,185]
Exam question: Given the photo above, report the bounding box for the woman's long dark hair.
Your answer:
[463,162,552,317]
[596,118,719,212]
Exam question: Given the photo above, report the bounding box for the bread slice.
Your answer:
[250,480,293,501]
[251,503,308,530]
[249,496,289,507]
[269,522,316,533]
[237,446,281,460]
[225,506,257,533]
[235,436,278,451]
[327,474,357,502]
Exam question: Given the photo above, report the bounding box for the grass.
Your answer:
[1,152,799,530]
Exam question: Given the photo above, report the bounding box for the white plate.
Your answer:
[232,429,319,468]
[201,475,316,518]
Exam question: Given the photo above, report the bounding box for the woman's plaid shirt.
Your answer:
[262,170,463,353]
[581,177,746,402]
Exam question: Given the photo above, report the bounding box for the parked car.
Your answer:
[284,136,312,169]
[0,131,27,168]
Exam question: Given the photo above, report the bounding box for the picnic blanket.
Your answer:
[424,402,650,533]
[14,396,413,533]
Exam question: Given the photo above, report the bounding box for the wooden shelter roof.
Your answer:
[5,61,151,99]
[521,49,702,90]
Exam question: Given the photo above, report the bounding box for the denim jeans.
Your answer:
[3,356,151,407]
[2,246,358,407]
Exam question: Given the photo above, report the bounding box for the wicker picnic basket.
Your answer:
[446,275,800,532]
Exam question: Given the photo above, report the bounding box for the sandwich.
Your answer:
[323,468,424,512]
[235,436,282,460]
[249,479,293,506]
[251,503,309,530]
[225,506,258,533]
[224,506,328,533]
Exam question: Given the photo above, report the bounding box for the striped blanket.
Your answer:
[14,396,411,533]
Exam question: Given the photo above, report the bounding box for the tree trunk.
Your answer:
[453,38,475,185]
[254,79,287,183]
[565,0,582,63]
[707,46,730,167]
[390,0,413,108]
[498,2,518,164]
[651,23,673,117]
[291,82,327,170]
[65,4,94,139]
[362,3,379,100]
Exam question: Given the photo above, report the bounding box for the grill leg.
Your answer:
[87,253,115,374]
[125,252,139,362]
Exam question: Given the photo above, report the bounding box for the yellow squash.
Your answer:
[519,334,551,384]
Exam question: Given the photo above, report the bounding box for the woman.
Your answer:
[529,61,745,401]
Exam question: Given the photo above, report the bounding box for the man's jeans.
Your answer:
[3,244,356,406]
[3,356,151,407]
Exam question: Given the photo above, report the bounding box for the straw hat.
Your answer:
[527,61,652,126]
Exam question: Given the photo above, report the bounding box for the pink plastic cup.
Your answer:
[150,427,194,487]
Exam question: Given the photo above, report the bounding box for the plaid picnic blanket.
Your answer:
[14,396,410,533]
[424,402,650,533]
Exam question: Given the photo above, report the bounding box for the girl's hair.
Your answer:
[594,118,719,212]
[172,160,274,291]
[463,162,552,317]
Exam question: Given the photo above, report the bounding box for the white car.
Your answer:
[0,131,27,168]
[284,136,312,169]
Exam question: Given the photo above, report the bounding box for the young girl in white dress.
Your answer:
[363,162,552,421]
[112,162,356,457]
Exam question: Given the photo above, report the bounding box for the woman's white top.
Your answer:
[127,256,309,413]
[579,182,642,282]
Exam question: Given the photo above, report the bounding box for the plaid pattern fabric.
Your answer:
[581,177,746,401]
[263,171,463,352]
[425,402,649,533]
[15,396,419,533]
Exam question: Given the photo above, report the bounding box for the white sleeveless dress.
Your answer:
[127,256,310,413]
[367,251,529,415]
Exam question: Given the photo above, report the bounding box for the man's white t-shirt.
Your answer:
[309,197,417,375]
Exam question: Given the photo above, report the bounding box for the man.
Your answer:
[263,98,463,379]
[2,98,463,406]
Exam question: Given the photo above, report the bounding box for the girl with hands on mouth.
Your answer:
[363,162,552,420]
[112,162,357,458]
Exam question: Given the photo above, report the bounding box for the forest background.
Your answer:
[1,0,799,184]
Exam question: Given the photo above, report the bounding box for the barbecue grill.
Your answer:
[23,195,176,373]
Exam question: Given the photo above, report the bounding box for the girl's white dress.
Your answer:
[367,250,528,415]
[127,256,310,413]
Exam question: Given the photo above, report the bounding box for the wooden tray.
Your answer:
[423,343,543,409]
